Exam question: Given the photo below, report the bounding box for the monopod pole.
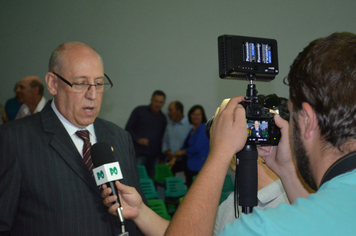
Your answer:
[236,144,258,214]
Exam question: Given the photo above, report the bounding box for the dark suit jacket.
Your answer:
[251,128,263,138]
[0,101,146,236]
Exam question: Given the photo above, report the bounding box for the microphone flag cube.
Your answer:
[93,162,123,186]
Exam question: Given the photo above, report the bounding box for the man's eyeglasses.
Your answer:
[52,72,113,93]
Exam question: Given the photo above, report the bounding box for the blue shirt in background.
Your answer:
[162,116,192,155]
[183,123,210,172]
[5,97,22,121]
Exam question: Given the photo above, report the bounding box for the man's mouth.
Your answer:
[83,107,95,114]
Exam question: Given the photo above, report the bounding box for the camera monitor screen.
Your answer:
[218,35,279,81]
[243,41,272,64]
[247,119,268,142]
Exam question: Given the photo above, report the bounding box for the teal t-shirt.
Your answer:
[218,169,356,236]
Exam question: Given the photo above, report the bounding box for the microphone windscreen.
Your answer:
[91,142,115,167]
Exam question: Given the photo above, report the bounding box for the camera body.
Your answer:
[205,100,281,146]
[244,101,281,146]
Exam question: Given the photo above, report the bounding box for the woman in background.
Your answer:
[174,105,210,188]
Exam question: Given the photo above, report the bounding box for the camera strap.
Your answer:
[319,151,356,188]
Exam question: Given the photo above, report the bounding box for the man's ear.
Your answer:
[45,72,58,96]
[301,102,318,140]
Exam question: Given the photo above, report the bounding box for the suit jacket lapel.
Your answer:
[41,100,101,195]
[94,119,110,143]
[94,119,122,161]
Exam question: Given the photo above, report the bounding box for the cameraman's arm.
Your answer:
[165,96,247,236]
[258,114,309,203]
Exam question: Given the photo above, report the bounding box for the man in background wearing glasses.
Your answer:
[0,42,146,236]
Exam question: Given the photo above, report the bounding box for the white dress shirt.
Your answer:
[51,99,97,158]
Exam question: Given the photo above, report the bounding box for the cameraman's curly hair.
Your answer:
[285,32,356,151]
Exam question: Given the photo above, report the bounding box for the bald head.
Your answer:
[20,75,42,84]
[21,75,41,84]
[168,101,184,122]
[48,42,102,74]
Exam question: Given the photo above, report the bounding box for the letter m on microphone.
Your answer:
[93,162,123,186]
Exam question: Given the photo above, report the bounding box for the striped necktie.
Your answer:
[76,130,94,174]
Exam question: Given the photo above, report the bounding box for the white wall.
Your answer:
[1,0,356,127]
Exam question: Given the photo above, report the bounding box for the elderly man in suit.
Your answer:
[250,120,263,138]
[0,42,146,236]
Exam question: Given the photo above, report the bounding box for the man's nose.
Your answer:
[85,85,97,99]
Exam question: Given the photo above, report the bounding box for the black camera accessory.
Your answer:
[218,35,279,81]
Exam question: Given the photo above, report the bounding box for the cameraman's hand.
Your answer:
[209,96,247,164]
[257,114,294,178]
[257,114,310,202]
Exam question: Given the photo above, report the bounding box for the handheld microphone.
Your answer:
[91,142,126,234]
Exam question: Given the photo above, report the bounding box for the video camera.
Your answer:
[207,35,281,146]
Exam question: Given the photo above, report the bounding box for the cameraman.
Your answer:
[165,32,356,235]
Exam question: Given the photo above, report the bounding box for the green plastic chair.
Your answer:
[164,177,187,214]
[140,178,159,200]
[165,177,187,198]
[154,164,174,183]
[137,165,150,179]
[147,199,171,220]
[167,203,177,215]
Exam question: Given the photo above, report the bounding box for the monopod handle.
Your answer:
[236,145,258,213]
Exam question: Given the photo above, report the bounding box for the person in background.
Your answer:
[4,81,23,121]
[15,76,47,119]
[162,101,192,174]
[174,105,209,188]
[125,90,167,179]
